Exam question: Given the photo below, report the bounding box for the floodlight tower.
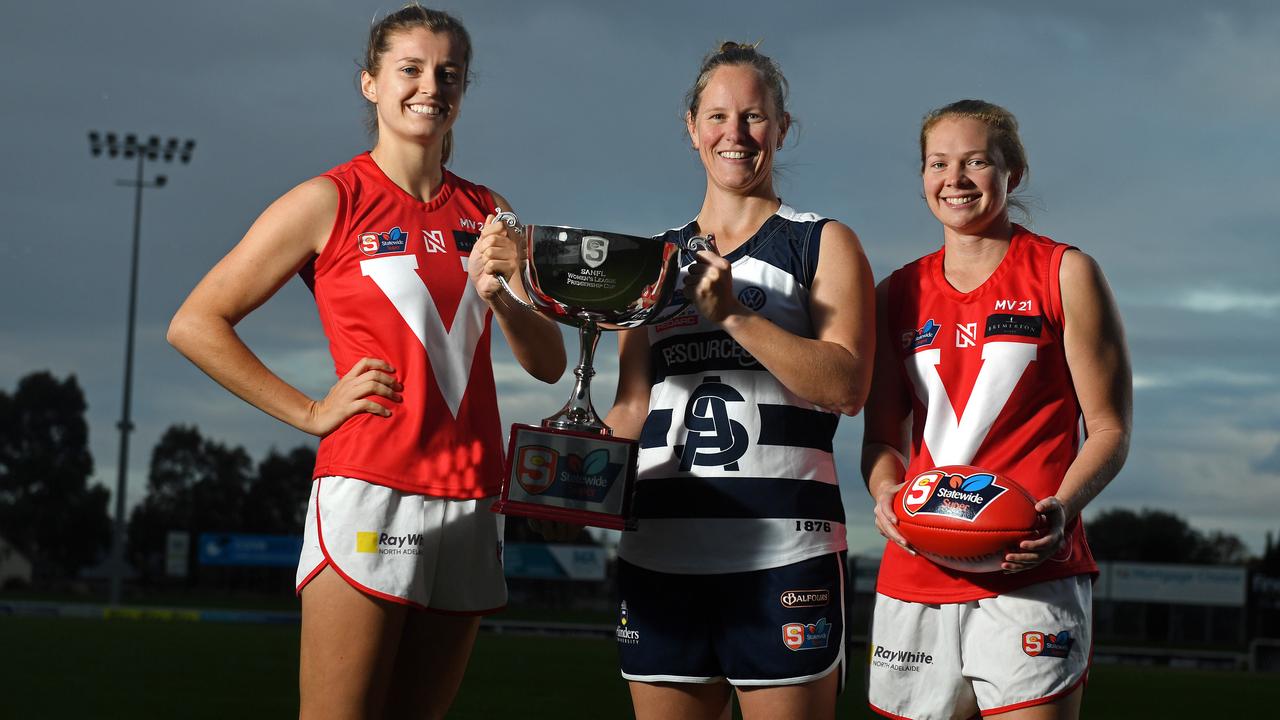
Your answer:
[87,131,196,605]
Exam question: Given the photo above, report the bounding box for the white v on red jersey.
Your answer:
[877,226,1096,603]
[303,154,503,498]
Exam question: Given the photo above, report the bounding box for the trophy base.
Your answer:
[495,423,638,531]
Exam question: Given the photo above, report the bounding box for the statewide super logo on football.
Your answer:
[900,469,1008,522]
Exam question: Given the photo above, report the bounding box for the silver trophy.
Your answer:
[490,211,710,530]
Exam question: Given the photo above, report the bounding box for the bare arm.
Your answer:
[468,190,567,384]
[686,221,875,415]
[167,178,401,436]
[602,327,654,441]
[860,278,916,553]
[1006,249,1132,570]
[1055,251,1132,516]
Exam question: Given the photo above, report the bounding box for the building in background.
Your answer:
[0,536,33,589]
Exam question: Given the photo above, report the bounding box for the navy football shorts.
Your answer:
[616,551,846,687]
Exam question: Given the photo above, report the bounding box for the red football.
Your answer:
[892,465,1043,573]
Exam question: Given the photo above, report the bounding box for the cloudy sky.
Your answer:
[2,0,1277,557]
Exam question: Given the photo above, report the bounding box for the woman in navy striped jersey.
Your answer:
[603,41,875,720]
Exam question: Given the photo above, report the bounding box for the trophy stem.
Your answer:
[543,322,610,435]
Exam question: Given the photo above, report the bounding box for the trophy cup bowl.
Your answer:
[521,225,686,330]
[490,212,709,530]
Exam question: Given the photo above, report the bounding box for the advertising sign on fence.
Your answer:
[1096,562,1246,607]
[198,533,303,567]
[504,543,606,580]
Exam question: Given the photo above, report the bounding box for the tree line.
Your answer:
[126,425,314,584]
[1,371,313,586]
[1,370,1278,585]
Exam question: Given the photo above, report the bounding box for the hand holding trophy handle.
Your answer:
[486,209,607,433]
[686,234,715,254]
[489,209,540,314]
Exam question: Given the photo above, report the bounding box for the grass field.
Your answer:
[1,615,1273,718]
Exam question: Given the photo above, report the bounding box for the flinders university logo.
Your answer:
[615,600,640,645]
[356,531,423,555]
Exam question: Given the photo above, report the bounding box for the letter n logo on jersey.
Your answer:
[422,229,447,253]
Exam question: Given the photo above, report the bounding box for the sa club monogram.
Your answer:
[675,376,749,472]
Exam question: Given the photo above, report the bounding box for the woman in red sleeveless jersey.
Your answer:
[168,5,564,717]
[862,100,1131,720]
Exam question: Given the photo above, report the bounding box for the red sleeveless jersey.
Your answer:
[877,226,1097,603]
[304,153,503,498]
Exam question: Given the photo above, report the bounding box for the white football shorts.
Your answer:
[296,475,507,614]
[867,574,1091,720]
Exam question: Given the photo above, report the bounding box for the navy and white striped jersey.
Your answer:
[616,205,848,574]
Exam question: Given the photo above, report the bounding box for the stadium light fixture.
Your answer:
[87,129,197,606]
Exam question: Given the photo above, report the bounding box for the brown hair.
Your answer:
[684,41,790,131]
[920,99,1030,217]
[361,4,473,164]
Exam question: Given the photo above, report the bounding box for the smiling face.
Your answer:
[922,116,1018,238]
[686,64,789,197]
[360,27,466,147]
